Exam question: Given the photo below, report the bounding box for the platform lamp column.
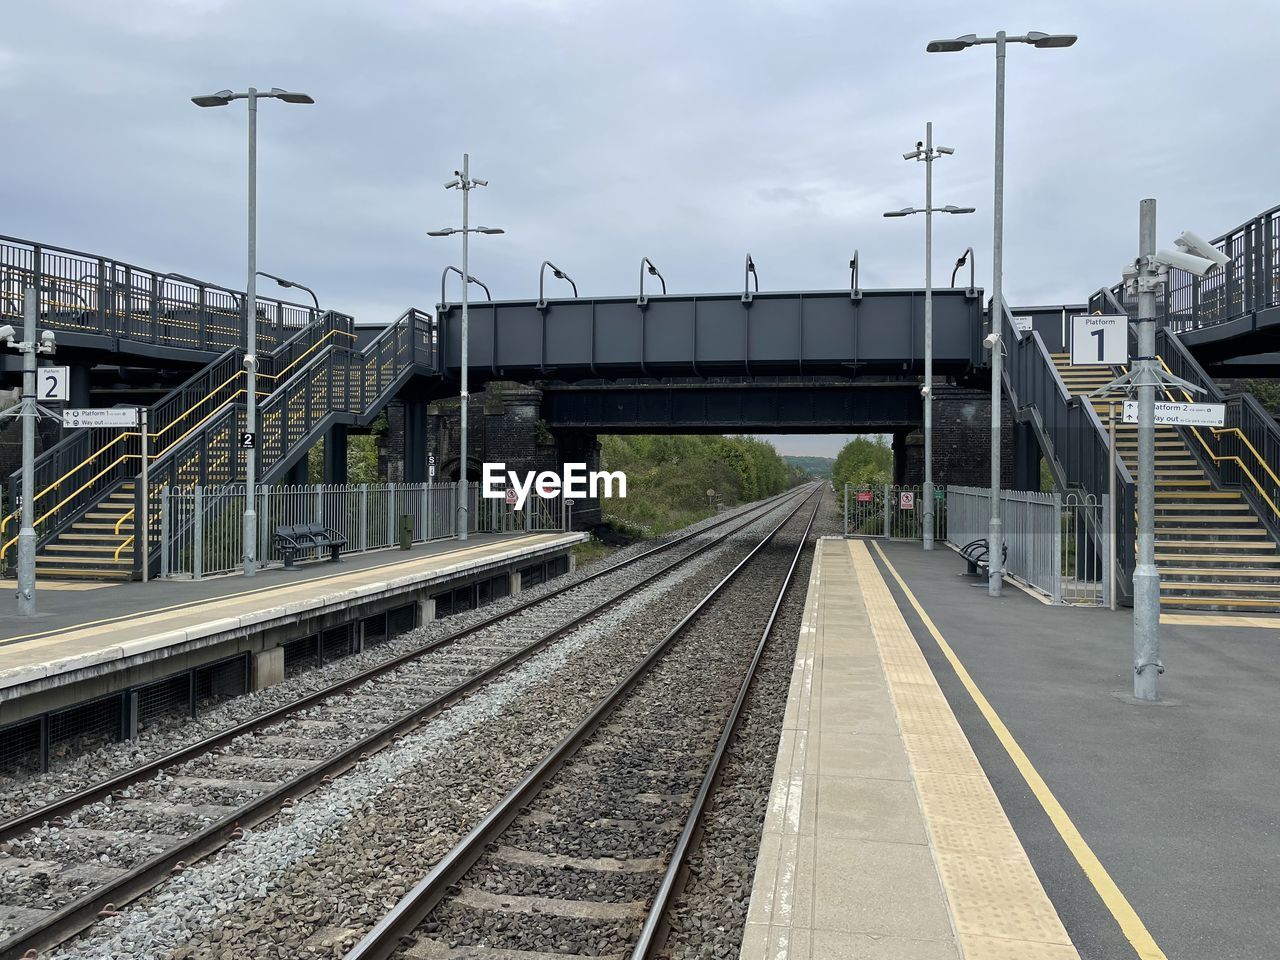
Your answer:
[885,124,973,551]
[926,28,1077,595]
[2,289,58,615]
[192,85,315,577]
[429,155,504,542]
[1132,199,1162,700]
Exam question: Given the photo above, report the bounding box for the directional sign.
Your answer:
[239,432,256,449]
[63,407,138,428]
[1123,400,1225,427]
[1071,315,1129,366]
[898,490,915,510]
[38,366,69,402]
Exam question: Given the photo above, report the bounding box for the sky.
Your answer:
[3,1,1277,457]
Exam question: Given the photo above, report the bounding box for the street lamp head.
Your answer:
[269,88,315,104]
[883,207,915,218]
[192,89,234,107]
[1025,31,1077,48]
[942,205,976,214]
[476,227,505,235]
[926,34,978,53]
[427,228,456,237]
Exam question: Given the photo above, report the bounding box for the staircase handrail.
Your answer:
[999,298,1136,599]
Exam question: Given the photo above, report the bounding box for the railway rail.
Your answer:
[0,486,817,960]
[344,486,822,959]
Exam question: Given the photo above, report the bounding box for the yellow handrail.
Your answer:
[1156,356,1280,520]
[113,535,134,562]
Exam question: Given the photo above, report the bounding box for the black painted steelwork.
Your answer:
[435,286,985,384]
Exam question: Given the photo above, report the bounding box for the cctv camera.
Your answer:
[1153,248,1220,278]
[0,324,15,342]
[937,146,955,155]
[1174,231,1230,269]
[243,353,257,369]
[983,331,1000,349]
[920,384,931,398]
[40,329,55,342]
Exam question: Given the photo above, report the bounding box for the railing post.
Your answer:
[315,483,323,524]
[882,484,891,539]
[387,483,396,547]
[160,485,170,579]
[843,483,849,537]
[1052,492,1063,604]
[193,485,203,581]
[426,480,434,542]
[359,483,369,551]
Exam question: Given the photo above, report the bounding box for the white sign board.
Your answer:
[62,407,138,428]
[1122,401,1225,427]
[1072,315,1128,366]
[38,366,70,402]
[898,490,915,510]
[1012,316,1034,334]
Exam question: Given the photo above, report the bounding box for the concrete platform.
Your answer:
[742,538,1078,959]
[0,532,583,724]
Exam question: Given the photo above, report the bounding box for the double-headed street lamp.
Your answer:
[192,86,314,577]
[884,122,975,551]
[428,154,504,542]
[927,30,1076,596]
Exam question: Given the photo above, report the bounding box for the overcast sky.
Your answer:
[4,1,1277,457]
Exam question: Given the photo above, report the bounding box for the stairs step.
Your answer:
[32,567,132,581]
[1161,581,1280,595]
[1156,538,1276,549]
[44,543,130,555]
[1162,596,1280,610]
[1158,567,1280,582]
[37,554,131,566]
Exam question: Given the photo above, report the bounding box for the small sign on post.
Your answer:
[39,366,69,403]
[1071,315,1129,366]
[428,452,436,479]
[1123,400,1225,427]
[898,490,915,510]
[63,407,139,428]
[239,432,256,449]
[856,490,873,504]
[504,487,517,506]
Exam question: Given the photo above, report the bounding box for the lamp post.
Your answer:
[0,290,57,615]
[537,260,578,309]
[927,30,1076,596]
[428,154,504,542]
[440,265,492,306]
[884,122,974,550]
[257,270,320,311]
[193,86,314,577]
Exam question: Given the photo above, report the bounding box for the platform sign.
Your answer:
[428,452,436,479]
[63,407,138,428]
[239,432,256,449]
[38,366,69,402]
[1071,315,1128,366]
[898,490,915,510]
[1123,400,1225,427]
[855,490,873,504]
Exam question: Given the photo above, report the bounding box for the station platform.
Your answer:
[745,536,1280,960]
[0,532,583,727]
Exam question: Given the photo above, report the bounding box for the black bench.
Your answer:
[274,522,347,569]
[958,538,1008,578]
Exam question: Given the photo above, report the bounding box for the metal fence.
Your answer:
[945,485,1109,606]
[160,481,566,579]
[843,484,947,542]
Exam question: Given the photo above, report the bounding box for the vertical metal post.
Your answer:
[387,484,396,548]
[426,479,434,542]
[458,154,471,541]
[987,31,1007,598]
[193,486,204,580]
[843,483,849,537]
[243,88,259,577]
[882,484,891,539]
[140,408,150,583]
[16,288,38,616]
[1134,198,1162,700]
[1108,402,1118,611]
[1051,491,1063,604]
[922,121,936,550]
[160,484,171,579]
[419,482,428,543]
[359,483,369,551]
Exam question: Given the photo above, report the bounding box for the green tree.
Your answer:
[831,436,893,490]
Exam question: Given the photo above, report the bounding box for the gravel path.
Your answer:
[34,491,815,959]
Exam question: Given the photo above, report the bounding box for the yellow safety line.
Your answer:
[869,540,1169,960]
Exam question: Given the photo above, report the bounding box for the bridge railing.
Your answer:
[1092,204,1280,332]
[0,234,321,353]
[1000,299,1135,601]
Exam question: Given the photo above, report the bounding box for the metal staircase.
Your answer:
[3,311,360,579]
[1052,353,1280,612]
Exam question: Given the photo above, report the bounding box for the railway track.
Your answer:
[0,486,817,960]
[344,486,822,960]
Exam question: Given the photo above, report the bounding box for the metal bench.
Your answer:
[958,537,1007,578]
[274,521,347,569]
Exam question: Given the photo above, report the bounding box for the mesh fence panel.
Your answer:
[0,718,44,779]
[387,603,416,638]
[194,655,249,710]
[136,674,192,733]
[321,625,356,660]
[362,612,388,647]
[283,635,322,676]
[48,695,123,764]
